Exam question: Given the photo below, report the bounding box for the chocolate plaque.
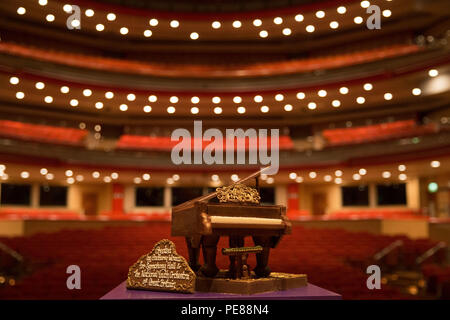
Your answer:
[126,239,196,293]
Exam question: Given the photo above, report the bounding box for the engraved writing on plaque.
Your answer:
[126,239,196,293]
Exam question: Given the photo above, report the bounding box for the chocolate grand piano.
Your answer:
[171,168,291,279]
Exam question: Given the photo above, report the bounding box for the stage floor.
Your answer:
[101,280,341,300]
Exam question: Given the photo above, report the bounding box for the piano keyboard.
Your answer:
[209,216,284,229]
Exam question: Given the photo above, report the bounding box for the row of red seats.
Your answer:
[322,120,438,146]
[0,224,438,300]
[326,209,425,220]
[116,135,294,152]
[0,120,87,146]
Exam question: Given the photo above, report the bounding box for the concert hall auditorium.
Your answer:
[0,0,449,301]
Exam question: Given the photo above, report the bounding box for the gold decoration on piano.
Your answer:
[216,184,261,204]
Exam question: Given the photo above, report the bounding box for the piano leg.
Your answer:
[185,236,201,272]
[199,235,220,277]
[228,236,244,278]
[252,236,272,278]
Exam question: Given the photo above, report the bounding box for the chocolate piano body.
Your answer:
[171,169,291,278]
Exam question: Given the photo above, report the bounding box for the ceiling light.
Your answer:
[16,92,25,99]
[212,21,221,29]
[306,25,315,33]
[296,176,303,183]
[127,93,136,101]
[233,96,242,103]
[364,83,373,91]
[211,174,219,181]
[340,87,349,94]
[71,20,81,28]
[213,107,222,114]
[17,7,26,15]
[120,27,129,35]
[76,175,84,182]
[412,88,422,96]
[92,171,100,179]
[39,0,48,5]
[260,106,269,113]
[237,106,246,114]
[295,14,304,22]
[254,95,263,103]
[354,16,363,24]
[44,96,53,103]
[60,86,69,93]
[428,69,438,77]
[40,168,48,175]
[309,172,317,179]
[20,171,29,179]
[105,91,114,99]
[357,97,366,104]
[172,174,180,181]
[107,13,116,21]
[63,5,73,13]
[46,14,55,22]
[35,82,45,90]
[296,92,305,100]
[382,171,391,178]
[308,102,317,110]
[289,172,297,180]
[191,96,200,104]
[190,107,199,114]
[9,77,19,85]
[353,174,361,180]
[318,90,327,97]
[143,105,152,113]
[167,106,176,114]
[65,170,73,177]
[144,30,152,37]
[103,176,112,183]
[212,96,221,104]
[337,6,347,14]
[170,20,179,28]
[70,99,79,107]
[134,177,141,184]
[398,165,406,171]
[190,32,199,40]
[253,19,262,27]
[284,104,293,111]
[83,89,92,97]
[266,177,274,184]
[45,173,54,180]
[85,9,94,17]
[382,10,392,17]
[149,19,158,26]
[259,30,268,38]
[170,96,179,103]
[359,168,367,175]
[96,24,105,31]
[332,100,341,108]
[335,170,343,177]
[119,104,128,111]
[361,1,371,9]
[384,93,393,100]
[330,21,339,29]
[399,174,407,181]
[431,160,440,168]
[315,11,325,18]
[67,178,75,184]
[282,28,292,36]
[231,174,239,182]
[148,95,157,102]
[111,172,119,179]
[273,17,283,25]
[324,175,332,182]
[95,102,103,109]
[232,21,241,28]
[142,173,151,180]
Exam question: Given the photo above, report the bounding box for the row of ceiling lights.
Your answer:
[16,1,393,39]
[9,70,436,114]
[1,160,442,185]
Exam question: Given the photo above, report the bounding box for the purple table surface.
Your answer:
[101,281,342,300]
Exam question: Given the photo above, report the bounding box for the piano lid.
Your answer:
[173,166,272,210]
